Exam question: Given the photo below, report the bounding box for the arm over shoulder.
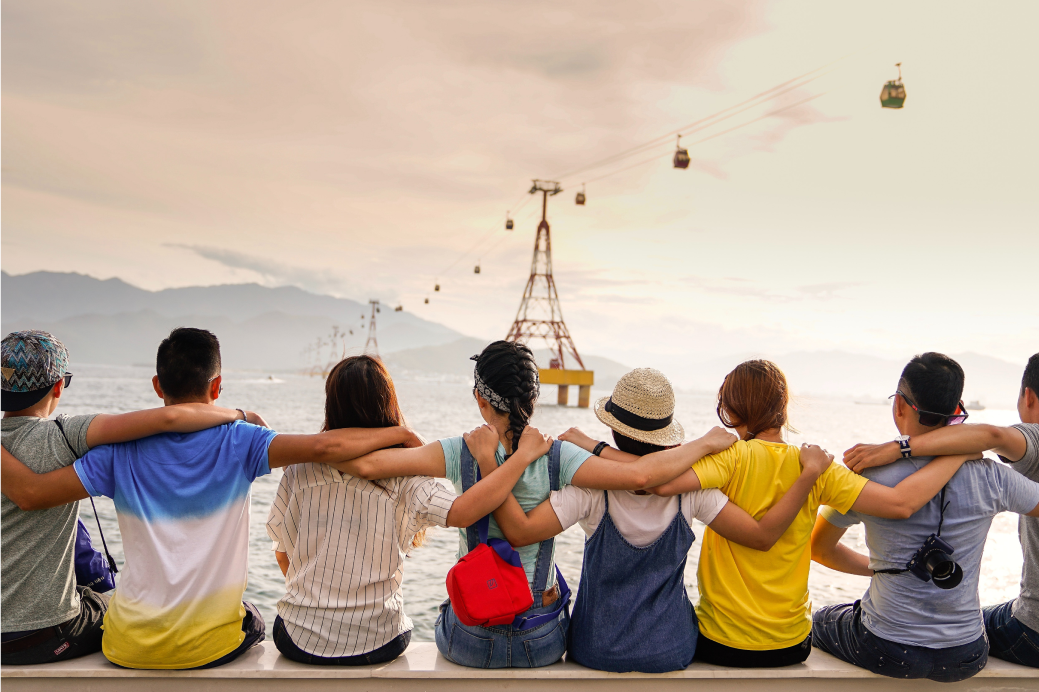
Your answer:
[1005,424,1039,477]
[232,422,279,482]
[558,441,593,486]
[818,461,870,514]
[57,414,97,457]
[73,445,117,498]
[691,444,742,490]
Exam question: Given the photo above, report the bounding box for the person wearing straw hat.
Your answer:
[475,368,836,673]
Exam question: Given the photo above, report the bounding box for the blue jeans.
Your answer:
[435,598,569,668]
[983,600,1039,668]
[813,601,988,683]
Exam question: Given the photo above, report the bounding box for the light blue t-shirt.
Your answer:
[822,456,1039,648]
[439,437,591,588]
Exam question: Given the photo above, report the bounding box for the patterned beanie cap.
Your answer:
[1,331,70,411]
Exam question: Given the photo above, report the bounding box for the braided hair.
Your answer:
[473,341,540,457]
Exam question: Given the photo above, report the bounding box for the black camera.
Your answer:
[906,533,963,589]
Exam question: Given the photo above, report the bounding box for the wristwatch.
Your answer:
[895,434,912,458]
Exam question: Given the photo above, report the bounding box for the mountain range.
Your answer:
[1,271,1027,407]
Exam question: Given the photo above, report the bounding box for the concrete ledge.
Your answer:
[3,642,1039,691]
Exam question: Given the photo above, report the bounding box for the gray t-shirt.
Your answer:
[1,414,96,632]
[822,455,1039,648]
[1000,423,1039,632]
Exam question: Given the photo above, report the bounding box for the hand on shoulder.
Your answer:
[463,424,499,460]
[800,443,834,477]
[516,426,552,461]
[699,426,738,454]
[558,427,596,452]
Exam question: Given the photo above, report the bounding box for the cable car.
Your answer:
[880,63,906,109]
[376,306,381,314]
[673,135,690,169]
[434,283,440,292]
[424,297,429,304]
[394,305,403,312]
[474,264,481,274]
[505,213,514,230]
[575,184,586,206]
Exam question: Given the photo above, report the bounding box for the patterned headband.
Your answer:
[474,369,511,412]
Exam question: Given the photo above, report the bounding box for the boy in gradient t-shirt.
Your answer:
[0,328,425,669]
[74,421,275,669]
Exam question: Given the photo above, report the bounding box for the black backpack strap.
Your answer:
[530,440,564,594]
[54,417,119,575]
[459,441,483,552]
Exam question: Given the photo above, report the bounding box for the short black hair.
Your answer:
[156,328,221,400]
[1023,354,1039,399]
[899,352,964,418]
[612,430,667,456]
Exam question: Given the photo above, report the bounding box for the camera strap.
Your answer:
[874,486,948,576]
[54,417,120,575]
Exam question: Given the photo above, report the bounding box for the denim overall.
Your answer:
[435,441,571,668]
[567,492,698,673]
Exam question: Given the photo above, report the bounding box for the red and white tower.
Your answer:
[506,180,594,407]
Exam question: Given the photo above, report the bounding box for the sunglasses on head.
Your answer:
[890,390,968,427]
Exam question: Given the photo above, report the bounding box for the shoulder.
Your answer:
[687,487,728,520]
[438,436,463,460]
[558,440,592,464]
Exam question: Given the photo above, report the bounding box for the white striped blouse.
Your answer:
[266,463,455,658]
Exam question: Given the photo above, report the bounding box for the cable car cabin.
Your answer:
[394,305,403,312]
[673,148,690,169]
[505,218,514,230]
[575,191,586,205]
[424,297,429,304]
[474,265,481,274]
[434,283,440,292]
[880,80,906,108]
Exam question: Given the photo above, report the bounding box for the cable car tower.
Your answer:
[363,299,381,358]
[506,180,594,407]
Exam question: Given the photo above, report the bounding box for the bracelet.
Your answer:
[592,441,609,457]
[236,408,247,422]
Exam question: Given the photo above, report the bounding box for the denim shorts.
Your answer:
[434,598,569,668]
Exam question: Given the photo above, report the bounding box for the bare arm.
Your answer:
[810,514,872,576]
[844,424,1027,474]
[849,454,976,519]
[707,444,832,551]
[84,404,255,447]
[569,427,737,491]
[268,426,425,470]
[649,468,702,496]
[327,439,447,478]
[1,446,89,510]
[445,441,544,528]
[275,550,289,576]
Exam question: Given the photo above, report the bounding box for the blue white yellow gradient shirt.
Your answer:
[74,421,277,669]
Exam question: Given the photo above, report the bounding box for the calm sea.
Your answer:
[60,364,1023,641]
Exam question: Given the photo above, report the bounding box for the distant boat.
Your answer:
[965,400,986,411]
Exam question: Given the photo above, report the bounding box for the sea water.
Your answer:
[60,364,1024,641]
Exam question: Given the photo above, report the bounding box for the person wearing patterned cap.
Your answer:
[1,330,252,665]
[1,327,429,670]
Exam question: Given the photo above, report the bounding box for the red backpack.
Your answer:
[445,444,571,630]
[446,512,533,626]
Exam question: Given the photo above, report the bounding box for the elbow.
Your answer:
[6,491,42,511]
[749,536,776,552]
[892,502,914,520]
[631,471,653,490]
[348,458,377,480]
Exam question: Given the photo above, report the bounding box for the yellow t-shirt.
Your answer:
[692,439,868,650]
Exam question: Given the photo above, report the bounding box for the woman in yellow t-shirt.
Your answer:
[651,360,976,668]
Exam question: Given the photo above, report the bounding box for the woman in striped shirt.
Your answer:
[266,355,546,666]
[331,341,738,668]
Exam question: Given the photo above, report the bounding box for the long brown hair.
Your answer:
[323,355,426,547]
[717,359,792,441]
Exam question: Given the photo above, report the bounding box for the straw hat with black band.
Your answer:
[594,368,685,447]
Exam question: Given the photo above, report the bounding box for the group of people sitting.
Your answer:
[2,327,1038,683]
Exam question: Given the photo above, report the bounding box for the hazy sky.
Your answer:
[3,0,1037,376]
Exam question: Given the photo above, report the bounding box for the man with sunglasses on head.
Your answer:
[809,352,1039,682]
[844,352,1039,668]
[1,330,256,665]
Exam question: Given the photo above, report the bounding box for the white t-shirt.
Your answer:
[549,486,728,547]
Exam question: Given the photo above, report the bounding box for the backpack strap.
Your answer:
[459,442,488,551]
[53,417,119,575]
[530,440,563,594]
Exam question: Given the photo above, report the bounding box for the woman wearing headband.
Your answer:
[328,341,739,668]
[472,368,835,673]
